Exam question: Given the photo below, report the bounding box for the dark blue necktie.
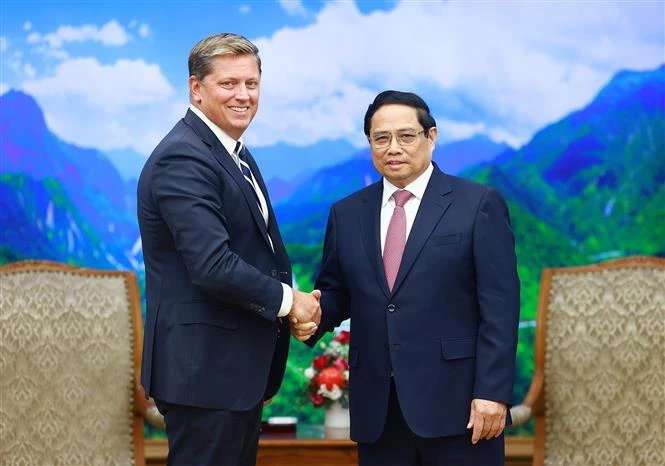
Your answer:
[234,142,264,214]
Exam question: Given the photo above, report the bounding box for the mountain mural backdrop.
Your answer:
[1,64,663,431]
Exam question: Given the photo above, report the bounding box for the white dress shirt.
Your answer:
[380,163,434,254]
[189,105,292,317]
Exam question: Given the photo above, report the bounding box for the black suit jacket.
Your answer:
[138,109,291,410]
[313,164,520,442]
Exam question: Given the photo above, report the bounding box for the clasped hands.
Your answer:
[288,289,321,342]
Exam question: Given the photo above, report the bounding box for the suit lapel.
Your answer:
[391,167,453,294]
[183,110,272,250]
[359,182,391,298]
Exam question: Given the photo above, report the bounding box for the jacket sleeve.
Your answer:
[471,187,521,405]
[307,205,351,346]
[150,141,284,320]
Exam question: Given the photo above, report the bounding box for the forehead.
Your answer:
[207,54,260,78]
[370,104,419,132]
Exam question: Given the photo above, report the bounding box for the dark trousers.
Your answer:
[155,399,263,466]
[358,381,504,466]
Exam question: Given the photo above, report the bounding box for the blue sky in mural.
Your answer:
[2,0,663,155]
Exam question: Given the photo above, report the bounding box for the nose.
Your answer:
[235,84,250,100]
[387,135,402,153]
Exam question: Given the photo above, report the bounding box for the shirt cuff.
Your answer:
[277,283,293,318]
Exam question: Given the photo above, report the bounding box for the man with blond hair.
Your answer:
[138,33,320,465]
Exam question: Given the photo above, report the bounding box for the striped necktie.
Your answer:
[234,141,264,214]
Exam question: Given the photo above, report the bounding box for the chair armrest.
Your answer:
[509,404,533,427]
[510,363,545,427]
[134,381,166,429]
[145,402,166,429]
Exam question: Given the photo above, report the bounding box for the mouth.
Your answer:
[229,106,250,113]
[386,160,405,168]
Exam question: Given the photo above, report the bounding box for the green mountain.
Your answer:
[0,173,110,267]
[466,65,665,260]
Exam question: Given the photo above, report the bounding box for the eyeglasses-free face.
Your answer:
[189,54,260,140]
[368,104,436,189]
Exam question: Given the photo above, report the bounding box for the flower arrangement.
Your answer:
[304,330,350,408]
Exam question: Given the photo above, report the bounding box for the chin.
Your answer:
[231,122,251,133]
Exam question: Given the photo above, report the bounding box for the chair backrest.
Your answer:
[0,260,145,466]
[530,256,665,466]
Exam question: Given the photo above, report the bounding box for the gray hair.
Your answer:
[188,33,261,81]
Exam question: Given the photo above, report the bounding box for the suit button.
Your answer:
[387,304,396,313]
[271,269,278,278]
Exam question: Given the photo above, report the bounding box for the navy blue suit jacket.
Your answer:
[138,109,291,411]
[313,164,520,442]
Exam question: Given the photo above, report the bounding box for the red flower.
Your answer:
[312,355,328,371]
[332,357,348,371]
[310,393,326,407]
[306,331,351,408]
[334,330,350,344]
[316,367,346,390]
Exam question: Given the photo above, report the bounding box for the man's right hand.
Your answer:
[289,289,321,341]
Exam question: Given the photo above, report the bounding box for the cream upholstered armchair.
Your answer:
[510,256,665,466]
[0,260,164,465]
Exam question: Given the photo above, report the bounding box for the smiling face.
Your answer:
[189,54,260,139]
[369,104,437,188]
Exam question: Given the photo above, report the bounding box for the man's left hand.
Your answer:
[466,399,507,444]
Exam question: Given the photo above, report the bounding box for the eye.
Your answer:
[219,81,235,90]
[398,133,417,144]
[373,134,390,145]
[246,80,259,90]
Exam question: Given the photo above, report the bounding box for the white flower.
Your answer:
[318,384,343,401]
[304,367,316,379]
[343,370,349,381]
[324,340,349,359]
[326,340,342,356]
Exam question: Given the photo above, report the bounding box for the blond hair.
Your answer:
[188,33,261,81]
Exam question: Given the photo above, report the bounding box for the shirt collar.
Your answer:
[189,104,242,156]
[381,163,434,207]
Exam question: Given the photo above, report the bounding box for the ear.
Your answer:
[189,75,202,103]
[428,127,438,145]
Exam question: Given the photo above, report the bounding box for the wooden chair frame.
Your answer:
[511,255,665,465]
[1,260,155,465]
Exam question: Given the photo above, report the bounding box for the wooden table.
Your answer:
[145,435,533,465]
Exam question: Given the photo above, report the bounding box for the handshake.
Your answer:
[288,289,322,342]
